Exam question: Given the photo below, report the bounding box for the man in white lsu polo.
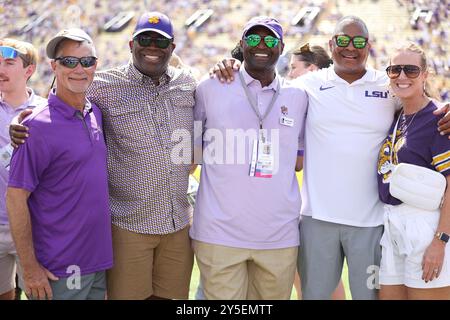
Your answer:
[294,16,400,300]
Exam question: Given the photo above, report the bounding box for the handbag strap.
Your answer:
[389,111,402,165]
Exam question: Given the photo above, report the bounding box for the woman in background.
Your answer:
[288,43,346,300]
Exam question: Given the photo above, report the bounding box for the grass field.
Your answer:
[189,169,353,300]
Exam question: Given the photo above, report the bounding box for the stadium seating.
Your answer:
[0,0,447,100]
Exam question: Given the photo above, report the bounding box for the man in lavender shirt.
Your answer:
[0,39,46,300]
[191,17,308,299]
[6,29,112,300]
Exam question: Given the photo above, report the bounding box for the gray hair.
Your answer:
[334,16,369,38]
[54,39,96,59]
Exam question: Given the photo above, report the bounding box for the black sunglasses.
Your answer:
[386,65,422,79]
[334,34,368,49]
[55,56,97,69]
[135,35,172,49]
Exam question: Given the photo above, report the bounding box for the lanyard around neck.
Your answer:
[239,71,280,129]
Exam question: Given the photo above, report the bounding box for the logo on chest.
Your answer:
[365,90,388,99]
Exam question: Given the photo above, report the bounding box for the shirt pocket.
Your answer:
[106,103,156,140]
[169,86,195,109]
[168,87,195,131]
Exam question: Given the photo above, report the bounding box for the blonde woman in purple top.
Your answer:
[377,42,450,299]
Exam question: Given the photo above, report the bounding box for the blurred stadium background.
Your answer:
[2,0,448,300]
[0,0,448,100]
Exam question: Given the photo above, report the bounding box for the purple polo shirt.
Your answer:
[0,89,47,225]
[8,91,113,277]
[190,67,308,249]
[377,101,450,205]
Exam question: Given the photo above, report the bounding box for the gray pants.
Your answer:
[298,216,382,300]
[31,271,106,300]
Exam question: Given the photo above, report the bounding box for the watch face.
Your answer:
[442,233,450,243]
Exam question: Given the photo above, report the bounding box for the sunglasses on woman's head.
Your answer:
[244,34,280,48]
[299,43,311,53]
[135,35,172,49]
[334,35,368,49]
[55,56,97,69]
[386,65,422,79]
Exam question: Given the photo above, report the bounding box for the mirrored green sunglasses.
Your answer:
[244,34,280,48]
[334,34,368,49]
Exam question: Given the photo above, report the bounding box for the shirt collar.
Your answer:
[48,89,92,119]
[327,66,378,85]
[0,87,41,111]
[239,65,280,92]
[127,60,174,85]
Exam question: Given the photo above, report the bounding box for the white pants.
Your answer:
[380,203,450,288]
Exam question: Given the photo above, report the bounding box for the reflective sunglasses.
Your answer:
[0,46,19,59]
[334,35,368,49]
[244,34,280,48]
[135,35,172,49]
[54,56,97,69]
[386,64,422,79]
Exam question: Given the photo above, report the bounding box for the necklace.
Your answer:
[398,110,419,136]
[399,98,431,135]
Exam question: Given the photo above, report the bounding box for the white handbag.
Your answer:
[388,112,447,211]
[389,162,446,211]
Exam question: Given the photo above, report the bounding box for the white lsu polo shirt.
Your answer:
[294,66,400,227]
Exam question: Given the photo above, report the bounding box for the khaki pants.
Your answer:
[193,240,297,300]
[107,225,193,300]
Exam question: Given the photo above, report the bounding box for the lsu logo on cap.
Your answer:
[148,16,160,24]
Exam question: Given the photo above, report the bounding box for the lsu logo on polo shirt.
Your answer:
[365,90,388,99]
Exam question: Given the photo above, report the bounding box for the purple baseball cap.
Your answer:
[242,16,283,41]
[132,12,174,39]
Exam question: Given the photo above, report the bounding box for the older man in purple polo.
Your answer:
[191,16,308,299]
[6,28,112,300]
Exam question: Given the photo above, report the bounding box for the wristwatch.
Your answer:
[435,232,450,244]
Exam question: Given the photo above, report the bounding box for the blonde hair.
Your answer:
[0,38,38,67]
[392,42,439,100]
